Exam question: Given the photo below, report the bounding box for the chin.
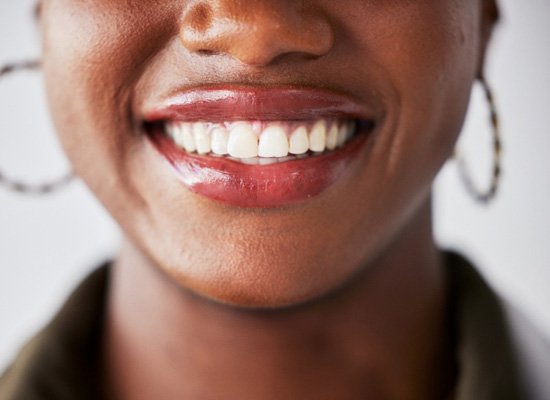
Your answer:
[152,244,358,309]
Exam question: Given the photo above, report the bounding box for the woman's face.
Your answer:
[39,0,496,307]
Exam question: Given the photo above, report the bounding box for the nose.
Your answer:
[179,0,334,66]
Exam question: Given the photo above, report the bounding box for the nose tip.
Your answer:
[179,1,334,67]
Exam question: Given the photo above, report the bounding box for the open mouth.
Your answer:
[156,118,369,163]
[143,87,378,208]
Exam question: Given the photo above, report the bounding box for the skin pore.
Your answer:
[38,0,498,398]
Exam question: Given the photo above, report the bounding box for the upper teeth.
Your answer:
[165,120,356,159]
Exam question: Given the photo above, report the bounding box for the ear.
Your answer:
[477,0,500,79]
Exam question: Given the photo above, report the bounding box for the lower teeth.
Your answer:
[228,155,307,165]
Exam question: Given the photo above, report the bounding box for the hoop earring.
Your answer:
[0,60,74,195]
[454,77,502,205]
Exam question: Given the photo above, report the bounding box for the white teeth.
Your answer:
[164,119,359,162]
[259,157,279,165]
[228,123,258,158]
[193,123,211,154]
[171,124,184,146]
[326,123,339,151]
[239,157,259,165]
[309,120,327,152]
[337,124,348,147]
[175,123,196,152]
[258,125,289,157]
[166,124,178,139]
[289,126,309,155]
[211,126,229,155]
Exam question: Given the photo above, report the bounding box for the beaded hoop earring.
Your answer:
[0,60,74,195]
[455,77,502,204]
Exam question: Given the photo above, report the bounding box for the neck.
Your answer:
[102,202,454,400]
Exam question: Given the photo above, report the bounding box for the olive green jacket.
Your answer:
[1,254,549,399]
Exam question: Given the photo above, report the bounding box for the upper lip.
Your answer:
[142,85,380,123]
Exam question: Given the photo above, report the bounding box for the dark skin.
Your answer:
[38,0,498,398]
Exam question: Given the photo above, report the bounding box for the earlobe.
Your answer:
[482,0,500,41]
[477,0,500,78]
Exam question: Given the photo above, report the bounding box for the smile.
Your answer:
[164,119,357,164]
[144,86,378,208]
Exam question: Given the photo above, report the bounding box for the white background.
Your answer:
[1,0,549,370]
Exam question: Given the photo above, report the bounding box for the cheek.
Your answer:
[40,2,177,219]
[350,1,480,190]
[307,1,483,272]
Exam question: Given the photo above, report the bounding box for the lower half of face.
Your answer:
[41,0,483,307]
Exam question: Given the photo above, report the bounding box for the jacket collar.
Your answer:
[0,255,529,399]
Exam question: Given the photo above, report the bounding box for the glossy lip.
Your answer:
[144,86,378,208]
[144,85,379,122]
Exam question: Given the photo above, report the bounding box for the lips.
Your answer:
[144,86,378,208]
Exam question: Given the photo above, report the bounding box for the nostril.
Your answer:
[197,49,218,56]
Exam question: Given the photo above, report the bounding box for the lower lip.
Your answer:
[149,128,369,208]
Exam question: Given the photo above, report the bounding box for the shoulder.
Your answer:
[0,265,110,400]
[445,251,550,400]
[504,302,550,400]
